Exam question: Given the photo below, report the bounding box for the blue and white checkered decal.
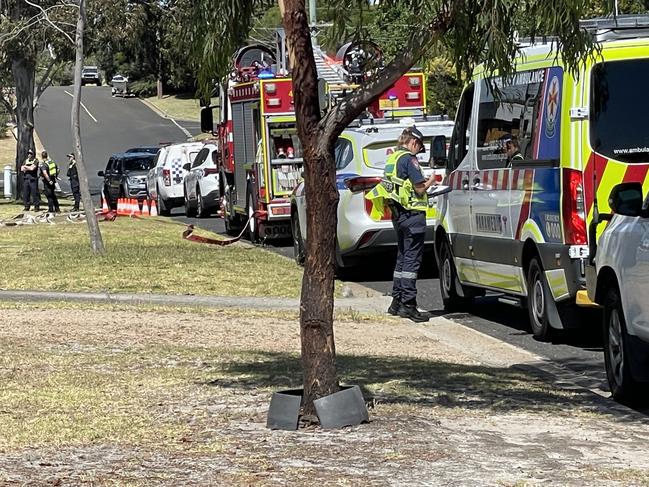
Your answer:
[171,158,183,184]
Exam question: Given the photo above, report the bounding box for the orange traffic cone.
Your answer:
[141,199,150,216]
[116,198,124,215]
[132,199,141,216]
[150,199,158,216]
[101,191,109,213]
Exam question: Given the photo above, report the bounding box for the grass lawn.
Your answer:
[0,200,304,297]
[143,94,220,123]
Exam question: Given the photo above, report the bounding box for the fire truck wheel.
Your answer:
[184,188,197,217]
[526,257,554,341]
[156,186,170,216]
[292,210,305,266]
[246,190,259,243]
[439,239,470,311]
[223,186,239,235]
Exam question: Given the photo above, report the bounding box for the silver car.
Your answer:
[290,118,454,269]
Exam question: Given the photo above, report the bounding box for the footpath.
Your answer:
[2,292,649,485]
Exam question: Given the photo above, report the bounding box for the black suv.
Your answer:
[81,66,102,86]
[98,152,155,207]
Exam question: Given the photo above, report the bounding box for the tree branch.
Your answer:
[319,12,452,143]
[22,0,76,45]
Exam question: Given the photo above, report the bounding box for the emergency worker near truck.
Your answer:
[367,127,439,322]
[40,150,60,213]
[20,149,40,212]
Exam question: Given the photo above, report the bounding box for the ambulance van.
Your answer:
[435,15,649,340]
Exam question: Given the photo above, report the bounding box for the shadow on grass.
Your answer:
[202,351,634,419]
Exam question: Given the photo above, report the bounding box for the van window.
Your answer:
[591,59,649,163]
[335,138,354,169]
[448,84,474,171]
[476,67,563,169]
[363,139,434,169]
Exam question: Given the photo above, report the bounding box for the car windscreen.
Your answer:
[123,157,154,171]
[591,59,649,163]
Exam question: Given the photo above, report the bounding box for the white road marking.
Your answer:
[170,117,192,140]
[64,90,98,123]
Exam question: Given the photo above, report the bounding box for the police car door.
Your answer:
[468,77,522,293]
[442,84,478,283]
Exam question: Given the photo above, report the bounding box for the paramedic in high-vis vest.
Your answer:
[366,127,439,322]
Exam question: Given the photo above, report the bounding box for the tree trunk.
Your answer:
[71,0,105,255]
[12,57,36,200]
[281,0,339,415]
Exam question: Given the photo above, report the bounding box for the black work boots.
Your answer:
[388,298,430,323]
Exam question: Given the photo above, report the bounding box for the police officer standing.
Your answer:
[20,149,40,211]
[367,127,438,322]
[40,150,60,213]
[66,153,81,212]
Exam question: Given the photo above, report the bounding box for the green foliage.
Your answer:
[129,77,158,97]
[424,57,462,117]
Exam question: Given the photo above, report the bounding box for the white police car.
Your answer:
[290,117,453,269]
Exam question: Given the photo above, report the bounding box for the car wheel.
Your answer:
[156,185,170,216]
[246,189,259,243]
[526,257,554,341]
[196,186,209,218]
[604,286,643,404]
[439,239,471,311]
[184,188,197,217]
[292,208,305,266]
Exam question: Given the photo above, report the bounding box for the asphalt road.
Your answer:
[35,86,200,194]
[36,87,610,405]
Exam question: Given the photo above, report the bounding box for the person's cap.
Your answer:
[499,133,513,143]
[27,149,34,155]
[41,150,47,156]
[405,126,426,153]
[67,153,74,157]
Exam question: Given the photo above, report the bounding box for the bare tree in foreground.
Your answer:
[71,0,104,254]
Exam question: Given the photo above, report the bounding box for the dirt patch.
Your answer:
[1,307,649,486]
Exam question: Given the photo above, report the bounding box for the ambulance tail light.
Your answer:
[162,168,171,186]
[344,176,382,193]
[562,168,587,245]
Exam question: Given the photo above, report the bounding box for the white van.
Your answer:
[147,142,203,215]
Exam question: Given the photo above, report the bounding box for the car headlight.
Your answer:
[127,177,143,185]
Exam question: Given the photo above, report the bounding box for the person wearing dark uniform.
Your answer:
[501,134,524,165]
[20,149,40,211]
[40,150,60,213]
[366,127,438,322]
[66,153,81,211]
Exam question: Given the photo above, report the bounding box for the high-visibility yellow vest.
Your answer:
[45,159,58,178]
[365,149,428,219]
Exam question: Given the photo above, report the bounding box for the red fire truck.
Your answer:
[201,38,427,242]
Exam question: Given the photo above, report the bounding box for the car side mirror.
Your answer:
[609,182,643,217]
[200,106,213,133]
[183,163,191,171]
[97,171,104,177]
[431,135,447,167]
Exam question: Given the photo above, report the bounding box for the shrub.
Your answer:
[130,77,157,98]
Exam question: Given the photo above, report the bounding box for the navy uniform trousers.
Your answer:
[391,205,426,304]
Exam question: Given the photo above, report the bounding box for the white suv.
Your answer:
[183,143,221,218]
[147,142,203,215]
[588,182,649,404]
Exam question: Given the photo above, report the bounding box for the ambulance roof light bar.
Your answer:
[580,14,649,41]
